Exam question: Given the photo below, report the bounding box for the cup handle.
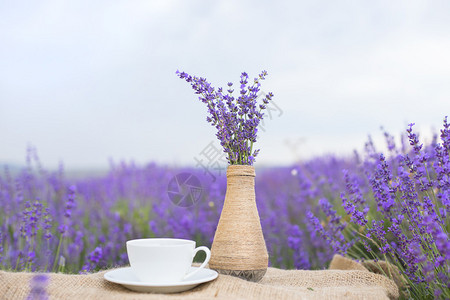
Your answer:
[183,246,211,280]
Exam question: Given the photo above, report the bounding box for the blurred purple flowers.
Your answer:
[176,70,274,165]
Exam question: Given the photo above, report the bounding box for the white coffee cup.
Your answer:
[126,238,211,283]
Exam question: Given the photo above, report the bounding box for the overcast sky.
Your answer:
[1,0,449,170]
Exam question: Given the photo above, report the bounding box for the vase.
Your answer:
[209,165,268,282]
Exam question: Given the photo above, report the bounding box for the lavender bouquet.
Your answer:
[176,70,274,165]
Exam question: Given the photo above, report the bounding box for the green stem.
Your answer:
[14,254,21,271]
[52,235,63,272]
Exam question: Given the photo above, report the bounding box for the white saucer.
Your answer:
[104,267,218,293]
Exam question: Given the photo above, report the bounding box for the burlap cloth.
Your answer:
[0,255,399,300]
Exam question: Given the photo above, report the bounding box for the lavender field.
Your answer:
[0,119,449,299]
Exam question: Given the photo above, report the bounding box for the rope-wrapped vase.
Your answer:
[209,165,268,282]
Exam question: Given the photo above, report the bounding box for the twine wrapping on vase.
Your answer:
[209,165,268,282]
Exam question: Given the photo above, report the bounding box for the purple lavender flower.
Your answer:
[64,185,76,218]
[287,224,310,269]
[341,170,369,226]
[81,247,103,273]
[370,154,396,215]
[43,208,52,241]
